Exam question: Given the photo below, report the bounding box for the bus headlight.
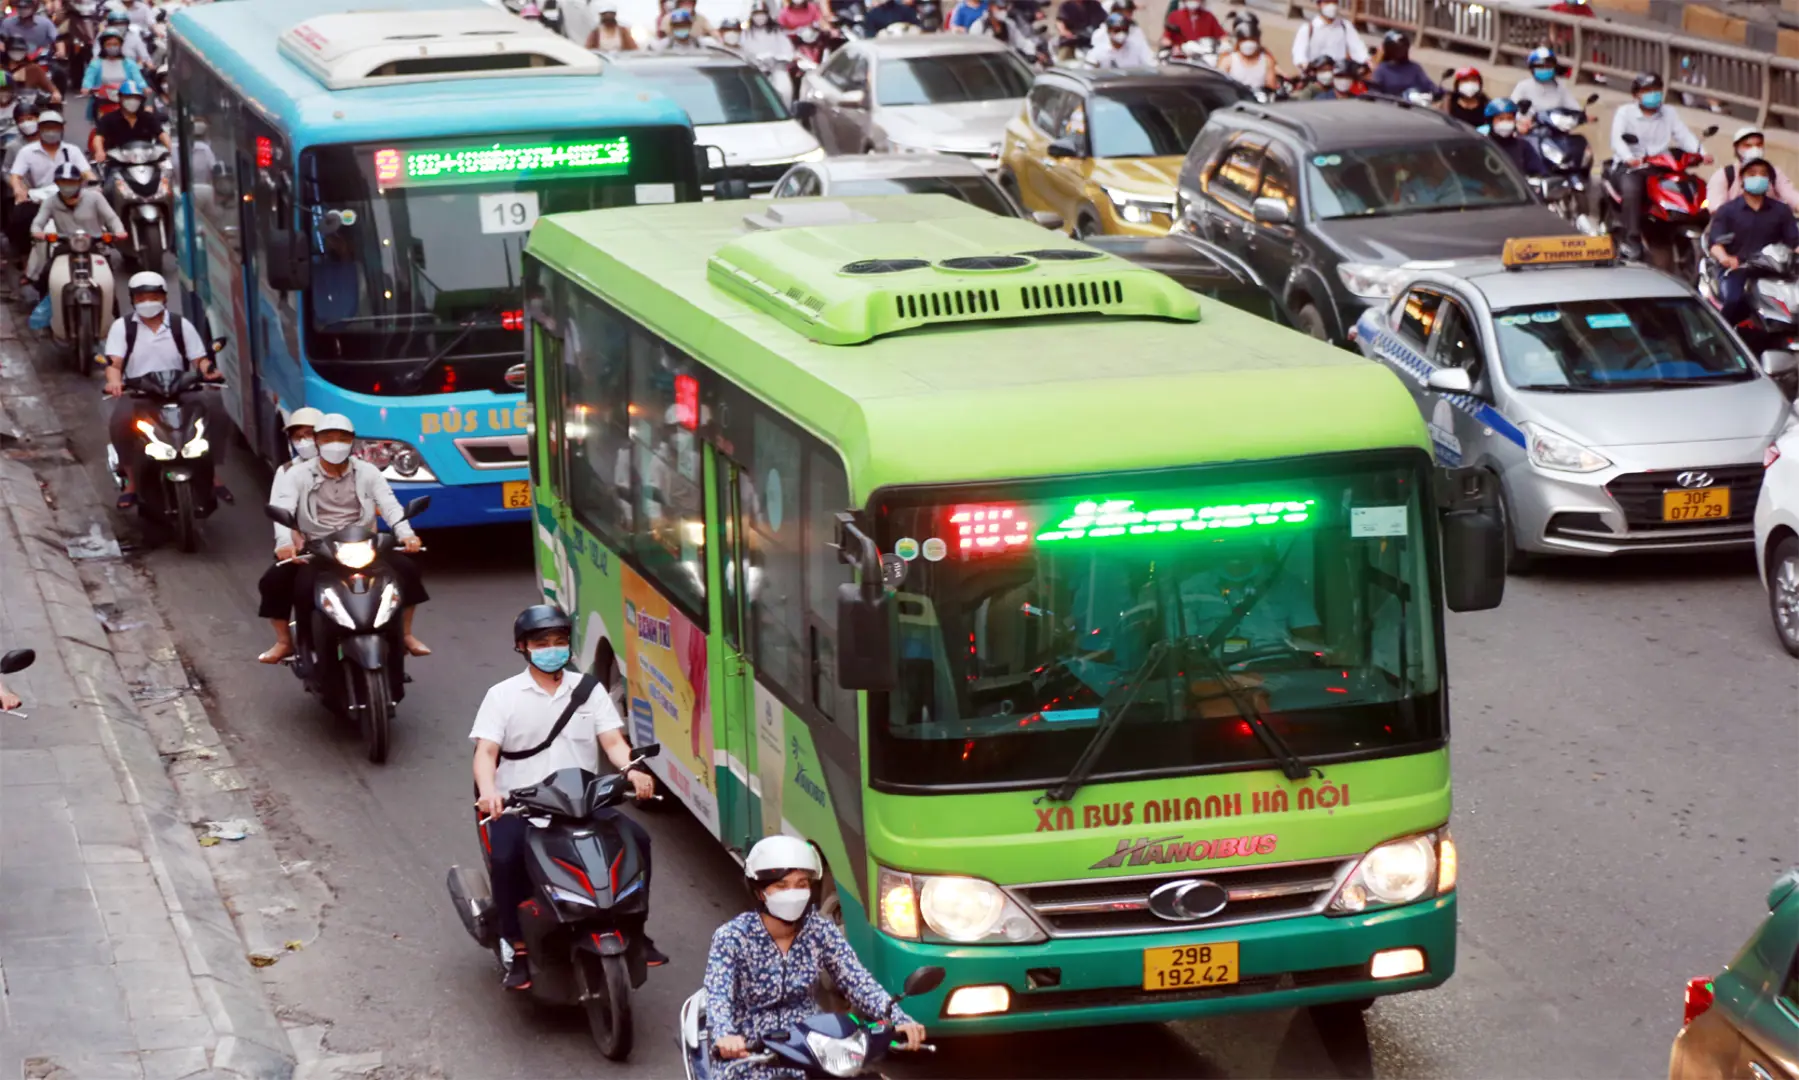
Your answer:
[354,437,436,482]
[877,868,1044,944]
[1328,831,1444,914]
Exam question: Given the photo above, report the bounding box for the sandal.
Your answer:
[258,643,294,665]
[115,492,137,511]
[213,484,235,505]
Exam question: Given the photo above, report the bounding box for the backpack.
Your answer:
[124,313,198,366]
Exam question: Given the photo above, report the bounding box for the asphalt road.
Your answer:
[32,329,1799,1078]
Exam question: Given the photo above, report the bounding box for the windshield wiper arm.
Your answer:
[1187,638,1312,782]
[395,316,499,391]
[1039,640,1173,804]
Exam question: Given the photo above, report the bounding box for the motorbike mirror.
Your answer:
[1621,132,1639,145]
[211,335,228,354]
[899,966,946,999]
[1702,125,1720,138]
[634,742,662,759]
[402,495,431,522]
[0,647,36,675]
[265,503,299,529]
[1761,349,1797,377]
[1585,92,1600,105]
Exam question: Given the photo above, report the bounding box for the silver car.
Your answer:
[797,35,1033,169]
[1352,249,1796,567]
[770,152,1061,225]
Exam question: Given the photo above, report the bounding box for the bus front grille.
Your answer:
[1009,857,1354,939]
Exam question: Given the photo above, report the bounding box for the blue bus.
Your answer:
[168,0,703,525]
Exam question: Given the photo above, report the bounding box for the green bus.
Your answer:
[520,194,1504,1033]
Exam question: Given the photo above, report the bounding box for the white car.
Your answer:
[1754,411,1799,656]
[770,152,1052,223]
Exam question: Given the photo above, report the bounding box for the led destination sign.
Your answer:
[372,135,633,188]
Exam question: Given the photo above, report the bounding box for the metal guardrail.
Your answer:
[1236,0,1799,127]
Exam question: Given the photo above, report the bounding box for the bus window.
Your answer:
[746,412,805,696]
[804,450,856,730]
[562,289,636,543]
[628,332,707,614]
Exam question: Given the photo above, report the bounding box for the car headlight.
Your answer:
[1336,261,1406,300]
[373,581,401,628]
[334,539,376,569]
[804,1030,868,1077]
[876,868,1045,944]
[318,586,356,630]
[1523,421,1612,473]
[353,437,435,482]
[179,418,208,458]
[1328,830,1450,914]
[1102,187,1172,225]
[795,145,827,163]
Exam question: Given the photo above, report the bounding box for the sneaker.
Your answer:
[643,938,669,968]
[503,949,532,991]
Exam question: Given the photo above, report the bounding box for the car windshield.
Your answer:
[636,63,789,125]
[1088,84,1246,158]
[1493,297,1757,389]
[869,454,1442,790]
[875,51,1032,107]
[1306,140,1531,220]
[832,174,1016,216]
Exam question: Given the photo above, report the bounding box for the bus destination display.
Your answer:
[373,135,633,188]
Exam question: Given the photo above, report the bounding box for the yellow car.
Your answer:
[999,65,1253,239]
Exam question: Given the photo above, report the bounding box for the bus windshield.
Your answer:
[300,130,692,390]
[869,455,1442,791]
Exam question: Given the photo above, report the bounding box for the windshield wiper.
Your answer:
[1626,375,1758,388]
[1187,637,1311,782]
[1513,383,1612,393]
[395,316,501,391]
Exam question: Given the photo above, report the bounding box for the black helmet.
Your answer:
[1382,29,1408,47]
[512,603,573,642]
[1631,71,1662,93]
[1335,56,1360,75]
[719,16,741,29]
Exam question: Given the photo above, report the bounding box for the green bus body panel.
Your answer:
[525,196,1432,503]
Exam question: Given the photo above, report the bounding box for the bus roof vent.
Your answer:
[707,217,1200,345]
[278,9,601,90]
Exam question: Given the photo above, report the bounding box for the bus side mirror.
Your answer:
[266,230,310,293]
[1435,467,1504,612]
[834,512,896,691]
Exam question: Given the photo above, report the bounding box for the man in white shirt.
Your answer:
[1290,0,1366,72]
[1088,10,1154,68]
[471,604,663,991]
[1609,71,1705,256]
[8,109,93,256]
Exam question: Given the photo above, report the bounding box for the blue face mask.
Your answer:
[529,645,571,673]
[1745,175,1772,196]
[1638,91,1663,111]
[1532,67,1554,82]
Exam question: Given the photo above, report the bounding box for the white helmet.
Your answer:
[744,834,821,886]
[315,413,355,436]
[283,405,326,431]
[127,270,167,293]
[1733,125,1765,147]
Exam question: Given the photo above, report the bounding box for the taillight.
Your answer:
[501,309,524,331]
[1683,976,1715,1026]
[1767,442,1782,468]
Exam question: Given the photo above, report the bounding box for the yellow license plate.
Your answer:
[1662,487,1728,522]
[502,480,533,509]
[1142,942,1240,992]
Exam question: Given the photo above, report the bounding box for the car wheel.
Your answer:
[1769,535,1799,657]
[1293,302,1329,342]
[1496,478,1536,575]
[997,167,1023,204]
[1073,212,1100,239]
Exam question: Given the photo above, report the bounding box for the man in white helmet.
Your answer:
[1707,126,1799,216]
[261,412,433,662]
[702,835,926,1076]
[103,270,228,509]
[250,406,324,660]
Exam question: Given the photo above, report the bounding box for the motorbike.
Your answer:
[445,750,664,1061]
[263,494,429,764]
[104,139,171,271]
[788,28,838,104]
[916,0,942,30]
[44,227,116,376]
[831,0,867,38]
[107,368,225,552]
[1700,241,1799,398]
[679,966,944,1079]
[1599,125,1718,280]
[57,3,101,92]
[1521,92,1600,231]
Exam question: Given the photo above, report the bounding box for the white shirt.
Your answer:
[104,313,207,379]
[9,141,91,187]
[1509,77,1579,117]
[1290,14,1367,69]
[470,668,624,794]
[1610,101,1700,162]
[1087,25,1155,68]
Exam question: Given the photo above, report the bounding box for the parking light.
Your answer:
[944,985,1011,1017]
[1369,948,1426,979]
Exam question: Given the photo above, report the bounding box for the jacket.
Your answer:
[268,457,418,548]
[1707,162,1799,215]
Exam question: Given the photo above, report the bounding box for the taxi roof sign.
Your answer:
[1501,234,1616,270]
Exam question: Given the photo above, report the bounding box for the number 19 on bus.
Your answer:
[480,191,540,235]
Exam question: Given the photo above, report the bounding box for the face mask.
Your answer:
[1238,39,1258,54]
[764,888,811,922]
[7,49,24,60]
[1332,77,1352,92]
[122,99,141,113]
[1183,0,1201,8]
[1745,175,1772,196]
[38,128,59,144]
[751,12,767,22]
[103,45,121,57]
[18,120,35,135]
[1492,119,1516,137]
[56,184,78,201]
[673,27,690,37]
[290,437,318,460]
[1638,91,1662,110]
[528,644,571,673]
[1108,30,1125,43]
[134,299,164,318]
[1456,80,1479,97]
[319,441,354,465]
[1314,69,1331,85]
[1739,145,1765,163]
[722,29,740,42]
[1532,67,1554,82]
[1319,2,1337,17]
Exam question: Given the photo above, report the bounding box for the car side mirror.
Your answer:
[792,99,818,123]
[839,88,866,108]
[1047,135,1084,159]
[1250,196,1289,225]
[0,648,35,675]
[402,495,431,521]
[265,503,298,529]
[1030,209,1064,230]
[265,230,309,293]
[1435,467,1505,612]
[833,513,896,691]
[1762,349,1797,376]
[1425,367,1473,394]
[898,966,946,999]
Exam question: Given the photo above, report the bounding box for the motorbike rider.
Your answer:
[1290,0,1365,72]
[864,0,921,36]
[102,272,227,510]
[1161,0,1223,49]
[3,35,58,102]
[82,26,148,121]
[1312,57,1364,99]
[1707,157,1799,327]
[1216,20,1277,89]
[1610,71,1706,259]
[1483,98,1546,177]
[1087,10,1152,67]
[0,1,59,58]
[1707,127,1799,212]
[740,3,794,61]
[103,9,153,68]
[471,603,663,990]
[1053,0,1104,56]
[777,0,833,32]
[118,0,157,37]
[658,0,715,39]
[704,835,926,1077]
[1443,65,1487,127]
[8,109,93,266]
[92,79,165,158]
[27,160,120,286]
[1509,45,1578,124]
[650,9,707,50]
[583,2,640,51]
[974,0,1044,62]
[1366,30,1433,98]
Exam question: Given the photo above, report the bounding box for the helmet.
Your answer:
[315,412,355,436]
[104,8,128,23]
[51,161,81,184]
[1104,11,1128,28]
[669,7,693,22]
[1334,56,1359,75]
[1741,156,1776,178]
[36,108,62,125]
[719,17,741,29]
[284,406,326,431]
[127,270,166,293]
[1631,71,1662,93]
[98,26,124,43]
[117,78,145,99]
[744,835,822,887]
[1733,125,1764,147]
[513,603,573,642]
[1484,96,1517,118]
[1525,45,1556,68]
[1382,29,1407,47]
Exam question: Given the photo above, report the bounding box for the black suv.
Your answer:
[1174,98,1574,344]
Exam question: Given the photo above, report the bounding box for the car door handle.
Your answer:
[1748,1065,1773,1080]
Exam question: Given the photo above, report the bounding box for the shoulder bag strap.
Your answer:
[498,671,600,761]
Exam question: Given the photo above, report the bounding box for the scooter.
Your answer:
[107,368,225,552]
[263,495,429,764]
[445,750,663,1062]
[103,139,170,271]
[44,227,117,376]
[679,966,944,1079]
[1599,125,1719,280]
[1,647,35,718]
[1522,93,1600,231]
[1700,240,1799,398]
[788,27,838,104]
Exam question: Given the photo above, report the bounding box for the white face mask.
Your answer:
[1318,2,1337,17]
[18,120,36,136]
[1740,145,1765,163]
[134,299,164,319]
[1457,80,1480,96]
[1492,119,1515,137]
[1238,39,1258,55]
[1108,30,1125,43]
[319,441,354,465]
[764,888,811,922]
[1332,76,1353,92]
[122,98,141,114]
[722,29,740,43]
[290,437,318,460]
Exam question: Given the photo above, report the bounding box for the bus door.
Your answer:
[216,141,259,440]
[711,448,760,857]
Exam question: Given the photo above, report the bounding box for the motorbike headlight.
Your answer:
[1523,421,1612,473]
[353,437,435,482]
[179,418,208,458]
[804,1030,868,1078]
[70,231,92,253]
[877,868,1045,944]
[318,587,357,630]
[1336,261,1406,300]
[1540,140,1566,165]
[1328,831,1449,914]
[135,418,177,460]
[545,884,597,913]
[334,539,376,569]
[372,581,401,628]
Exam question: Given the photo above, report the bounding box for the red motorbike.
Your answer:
[1600,126,1717,281]
[787,24,839,103]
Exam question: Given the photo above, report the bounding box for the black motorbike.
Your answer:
[679,966,943,1079]
[263,494,429,764]
[1521,93,1600,229]
[446,752,663,1061]
[104,140,172,271]
[108,368,224,552]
